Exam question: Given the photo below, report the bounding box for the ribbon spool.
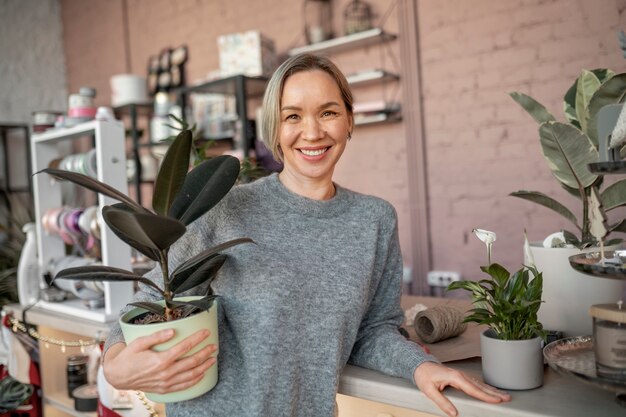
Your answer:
[413,305,467,344]
[57,150,98,178]
[42,206,101,251]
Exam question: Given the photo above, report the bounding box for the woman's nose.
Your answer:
[301,118,323,141]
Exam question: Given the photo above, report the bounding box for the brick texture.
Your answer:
[419,0,626,280]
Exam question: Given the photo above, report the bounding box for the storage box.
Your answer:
[217,31,277,77]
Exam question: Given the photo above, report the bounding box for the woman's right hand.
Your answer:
[102,329,216,394]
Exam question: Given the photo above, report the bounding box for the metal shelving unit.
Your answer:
[287,28,401,126]
[31,120,133,322]
[173,74,268,157]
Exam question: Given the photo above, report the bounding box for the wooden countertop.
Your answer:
[5,297,625,416]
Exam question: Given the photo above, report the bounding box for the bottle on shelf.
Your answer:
[17,222,40,306]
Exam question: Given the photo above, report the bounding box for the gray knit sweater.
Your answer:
[105,173,437,416]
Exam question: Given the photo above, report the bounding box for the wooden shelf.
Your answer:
[44,391,96,417]
[288,28,396,56]
[354,112,402,126]
[346,69,399,87]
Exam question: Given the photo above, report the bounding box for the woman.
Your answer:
[103,53,510,417]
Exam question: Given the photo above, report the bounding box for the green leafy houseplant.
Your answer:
[0,193,33,308]
[447,263,546,341]
[509,68,626,248]
[38,129,253,323]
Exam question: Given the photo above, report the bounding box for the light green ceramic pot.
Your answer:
[119,296,219,403]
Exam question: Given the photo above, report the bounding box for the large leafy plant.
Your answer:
[509,69,626,248]
[39,130,253,322]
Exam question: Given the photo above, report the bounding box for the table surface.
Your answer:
[6,297,626,417]
[338,295,625,417]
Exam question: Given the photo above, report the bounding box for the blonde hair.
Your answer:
[260,53,354,162]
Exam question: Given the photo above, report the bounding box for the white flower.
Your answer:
[472,229,496,245]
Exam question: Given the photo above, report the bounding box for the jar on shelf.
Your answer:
[66,355,89,398]
[304,0,333,44]
[589,301,626,380]
[343,0,373,36]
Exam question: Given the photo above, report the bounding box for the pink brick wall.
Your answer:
[419,0,626,279]
[58,0,626,288]
[58,0,417,272]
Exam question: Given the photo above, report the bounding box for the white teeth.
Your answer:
[300,148,327,156]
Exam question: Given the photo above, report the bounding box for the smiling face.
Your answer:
[278,70,353,195]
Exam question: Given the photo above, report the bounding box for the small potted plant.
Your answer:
[38,129,253,402]
[509,69,626,336]
[447,229,547,390]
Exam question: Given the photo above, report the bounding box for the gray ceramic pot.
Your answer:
[480,329,544,390]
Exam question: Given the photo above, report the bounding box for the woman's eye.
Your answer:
[322,111,337,117]
[285,114,299,120]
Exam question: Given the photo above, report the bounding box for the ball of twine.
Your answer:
[413,305,467,343]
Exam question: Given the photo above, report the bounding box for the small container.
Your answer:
[32,110,62,132]
[67,355,88,398]
[589,301,626,380]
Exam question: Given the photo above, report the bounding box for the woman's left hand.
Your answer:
[413,361,511,417]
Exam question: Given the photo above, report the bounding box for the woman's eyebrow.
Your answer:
[280,102,341,112]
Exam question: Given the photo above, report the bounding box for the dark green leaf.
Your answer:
[600,179,626,211]
[38,168,145,213]
[510,190,579,228]
[104,203,160,261]
[446,280,486,296]
[483,263,510,288]
[561,229,581,245]
[153,130,193,215]
[503,269,525,302]
[128,301,166,317]
[170,237,254,278]
[53,265,164,296]
[170,254,227,294]
[539,122,598,189]
[103,205,186,253]
[168,155,240,225]
[508,92,555,124]
[175,294,219,312]
[586,73,626,147]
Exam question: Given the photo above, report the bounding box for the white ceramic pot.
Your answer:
[119,296,219,403]
[529,243,624,337]
[480,329,544,390]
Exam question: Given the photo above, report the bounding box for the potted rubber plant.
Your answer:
[38,129,253,402]
[447,229,546,390]
[508,69,626,336]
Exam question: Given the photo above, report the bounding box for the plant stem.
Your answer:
[159,250,171,321]
[581,186,591,243]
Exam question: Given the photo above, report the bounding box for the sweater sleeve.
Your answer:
[347,208,439,383]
